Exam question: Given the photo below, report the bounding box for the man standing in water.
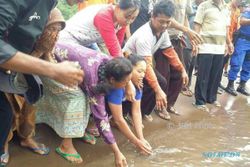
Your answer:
[193,0,233,112]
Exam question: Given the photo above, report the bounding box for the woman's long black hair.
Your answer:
[94,57,133,94]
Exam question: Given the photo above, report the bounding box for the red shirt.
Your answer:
[94,5,126,57]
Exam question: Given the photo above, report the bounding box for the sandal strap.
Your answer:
[0,152,9,166]
[22,143,50,155]
[155,109,170,120]
[55,147,81,159]
[83,133,96,143]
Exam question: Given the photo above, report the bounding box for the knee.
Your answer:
[158,77,168,89]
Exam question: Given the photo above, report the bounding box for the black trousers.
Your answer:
[195,54,224,105]
[183,48,197,87]
[0,91,13,155]
[141,50,183,115]
[141,70,168,115]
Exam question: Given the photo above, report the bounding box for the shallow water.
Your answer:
[8,84,250,167]
[85,93,250,167]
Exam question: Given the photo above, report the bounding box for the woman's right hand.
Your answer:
[114,151,128,167]
[136,139,153,155]
[141,139,152,150]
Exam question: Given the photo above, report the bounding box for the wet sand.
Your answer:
[7,79,250,167]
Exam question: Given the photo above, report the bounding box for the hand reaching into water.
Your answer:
[136,139,153,155]
[115,151,128,167]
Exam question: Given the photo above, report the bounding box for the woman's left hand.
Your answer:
[125,81,136,102]
[137,80,143,90]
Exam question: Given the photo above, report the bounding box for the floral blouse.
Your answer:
[54,42,115,144]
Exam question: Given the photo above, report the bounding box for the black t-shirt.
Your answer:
[0,0,56,64]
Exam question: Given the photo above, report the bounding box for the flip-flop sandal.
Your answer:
[82,132,97,145]
[86,127,100,137]
[192,103,210,112]
[167,107,180,115]
[181,89,193,97]
[21,143,50,155]
[55,147,82,164]
[144,114,153,122]
[155,109,171,120]
[0,152,9,167]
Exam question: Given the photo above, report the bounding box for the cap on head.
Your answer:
[46,8,66,29]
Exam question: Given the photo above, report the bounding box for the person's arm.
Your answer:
[94,8,124,57]
[107,89,152,155]
[225,26,234,55]
[110,143,127,167]
[109,103,139,144]
[133,38,167,110]
[107,89,138,144]
[0,2,83,87]
[131,100,144,140]
[1,51,83,87]
[162,48,188,86]
[144,56,167,110]
[89,88,127,166]
[125,80,136,102]
[108,103,152,156]
[169,18,202,45]
[143,56,160,92]
[0,1,18,64]
[193,3,204,34]
[240,15,250,26]
[90,94,116,144]
[131,91,152,152]
[162,47,184,72]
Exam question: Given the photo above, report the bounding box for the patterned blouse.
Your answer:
[54,42,115,144]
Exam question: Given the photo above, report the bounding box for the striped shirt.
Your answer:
[194,0,230,54]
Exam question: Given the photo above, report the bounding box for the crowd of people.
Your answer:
[0,0,249,167]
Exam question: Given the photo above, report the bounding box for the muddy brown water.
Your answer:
[7,82,250,167]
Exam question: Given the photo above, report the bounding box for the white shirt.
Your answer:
[123,22,172,56]
[58,4,121,46]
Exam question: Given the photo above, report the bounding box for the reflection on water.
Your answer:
[7,92,250,167]
[151,146,182,155]
[224,96,236,111]
[86,94,250,167]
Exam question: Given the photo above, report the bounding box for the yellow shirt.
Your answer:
[78,0,114,11]
[194,0,230,54]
